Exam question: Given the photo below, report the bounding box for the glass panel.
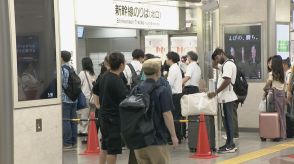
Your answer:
[14,0,57,101]
[224,25,262,80]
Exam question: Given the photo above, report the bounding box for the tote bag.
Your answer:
[181,92,217,116]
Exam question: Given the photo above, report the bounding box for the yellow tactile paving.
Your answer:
[217,141,294,164]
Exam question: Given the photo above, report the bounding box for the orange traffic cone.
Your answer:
[80,112,100,155]
[190,113,217,159]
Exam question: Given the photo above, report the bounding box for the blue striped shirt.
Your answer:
[61,63,76,103]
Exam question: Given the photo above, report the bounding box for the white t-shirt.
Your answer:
[123,60,142,85]
[167,63,182,94]
[268,72,285,91]
[217,60,238,103]
[79,71,96,99]
[184,61,201,87]
[285,69,291,90]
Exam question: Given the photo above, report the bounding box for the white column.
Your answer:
[0,0,14,163]
[268,0,276,57]
[58,0,77,69]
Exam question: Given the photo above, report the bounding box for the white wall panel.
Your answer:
[14,105,62,164]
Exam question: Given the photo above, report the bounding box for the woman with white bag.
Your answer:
[77,57,96,136]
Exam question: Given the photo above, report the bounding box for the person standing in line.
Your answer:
[212,54,240,141]
[283,58,291,94]
[77,57,96,136]
[264,55,287,140]
[123,49,145,89]
[61,51,78,151]
[98,52,129,164]
[166,52,183,143]
[208,48,238,153]
[182,51,201,95]
[134,58,178,164]
[92,55,110,132]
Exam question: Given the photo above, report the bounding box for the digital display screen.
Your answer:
[276,24,290,59]
[77,26,84,38]
[224,25,262,80]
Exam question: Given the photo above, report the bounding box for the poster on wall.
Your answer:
[224,25,262,80]
[145,35,168,61]
[170,36,197,57]
[276,24,290,59]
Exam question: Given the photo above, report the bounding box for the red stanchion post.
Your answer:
[80,112,100,155]
[190,113,218,159]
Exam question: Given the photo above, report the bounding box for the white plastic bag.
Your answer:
[181,93,218,116]
[258,99,266,112]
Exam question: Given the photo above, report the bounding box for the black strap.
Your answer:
[128,63,138,80]
[61,65,71,90]
[221,59,235,87]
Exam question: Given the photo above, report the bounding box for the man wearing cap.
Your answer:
[134,58,178,164]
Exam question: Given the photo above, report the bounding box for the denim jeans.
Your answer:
[223,102,235,146]
[62,102,77,146]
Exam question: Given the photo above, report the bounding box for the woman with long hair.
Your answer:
[264,55,286,140]
[77,57,97,136]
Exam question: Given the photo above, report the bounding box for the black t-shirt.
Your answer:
[139,79,174,145]
[95,71,128,122]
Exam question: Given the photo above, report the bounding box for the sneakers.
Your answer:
[222,135,239,140]
[218,144,238,154]
[63,145,77,151]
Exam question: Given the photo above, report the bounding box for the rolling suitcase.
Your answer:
[188,115,216,152]
[259,112,280,141]
[259,88,281,141]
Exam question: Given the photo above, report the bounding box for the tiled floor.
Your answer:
[63,132,294,164]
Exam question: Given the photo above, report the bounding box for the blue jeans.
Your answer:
[223,102,235,146]
[62,102,77,146]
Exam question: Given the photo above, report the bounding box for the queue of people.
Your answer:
[60,48,256,164]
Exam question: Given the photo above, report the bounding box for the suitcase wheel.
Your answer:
[260,137,266,142]
[272,138,281,142]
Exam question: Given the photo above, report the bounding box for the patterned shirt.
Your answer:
[61,63,76,103]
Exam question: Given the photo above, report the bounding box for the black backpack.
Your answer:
[222,60,248,104]
[62,65,82,101]
[119,84,158,149]
[128,63,141,89]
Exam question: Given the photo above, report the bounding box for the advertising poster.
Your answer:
[276,24,290,59]
[224,25,261,79]
[145,35,168,61]
[170,36,197,57]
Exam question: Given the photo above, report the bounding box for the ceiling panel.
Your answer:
[117,0,202,8]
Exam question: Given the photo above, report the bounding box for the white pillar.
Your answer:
[58,0,77,69]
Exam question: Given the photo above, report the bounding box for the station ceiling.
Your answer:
[118,0,203,8]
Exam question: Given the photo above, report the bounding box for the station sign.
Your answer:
[75,0,179,30]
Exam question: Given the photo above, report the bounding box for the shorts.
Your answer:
[100,118,122,155]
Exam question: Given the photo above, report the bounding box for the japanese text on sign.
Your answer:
[115,5,161,19]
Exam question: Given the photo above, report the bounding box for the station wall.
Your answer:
[219,0,290,129]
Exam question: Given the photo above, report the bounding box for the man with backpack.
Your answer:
[61,51,81,151]
[123,49,145,89]
[120,58,178,164]
[208,48,238,153]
